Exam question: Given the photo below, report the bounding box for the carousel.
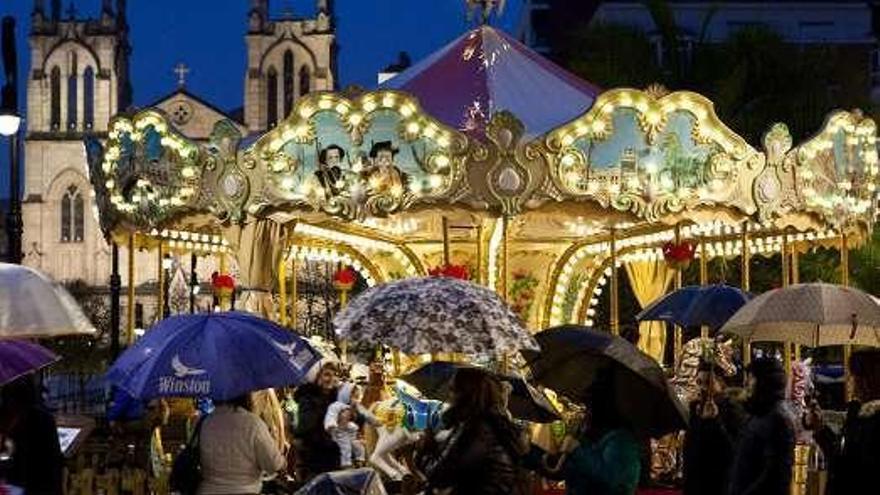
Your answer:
[84,21,879,368]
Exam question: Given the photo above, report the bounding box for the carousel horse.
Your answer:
[366,382,444,481]
[652,337,737,482]
[787,358,814,443]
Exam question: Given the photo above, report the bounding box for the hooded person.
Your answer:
[293,362,342,480]
[728,357,795,495]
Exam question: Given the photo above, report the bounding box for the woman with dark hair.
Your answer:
[198,393,285,494]
[810,349,880,495]
[0,375,64,494]
[417,367,528,495]
[292,362,341,481]
[527,370,641,495]
[728,357,795,495]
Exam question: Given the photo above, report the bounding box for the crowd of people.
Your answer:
[1,349,879,495]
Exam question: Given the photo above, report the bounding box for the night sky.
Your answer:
[0,0,523,197]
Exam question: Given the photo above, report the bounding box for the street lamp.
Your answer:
[0,111,20,137]
[1,16,22,264]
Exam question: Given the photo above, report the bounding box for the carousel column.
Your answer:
[157,242,165,321]
[610,227,619,336]
[501,216,510,302]
[741,222,751,370]
[126,234,136,346]
[782,232,792,373]
[476,224,484,285]
[218,252,230,311]
[699,236,708,339]
[189,253,197,314]
[278,255,288,326]
[791,244,801,361]
[290,255,298,329]
[840,231,853,400]
[673,224,683,369]
[442,217,451,266]
[110,242,121,359]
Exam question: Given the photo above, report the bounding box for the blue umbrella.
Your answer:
[636,284,752,332]
[106,312,321,401]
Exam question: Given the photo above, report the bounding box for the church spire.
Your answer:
[51,0,61,22]
[248,0,269,33]
[102,0,114,16]
[33,0,45,14]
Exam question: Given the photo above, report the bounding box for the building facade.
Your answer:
[21,0,335,325]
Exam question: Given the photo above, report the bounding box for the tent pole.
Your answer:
[741,222,751,371]
[126,234,136,346]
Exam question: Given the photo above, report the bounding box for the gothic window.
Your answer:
[50,66,61,130]
[83,66,94,130]
[67,52,78,130]
[299,66,311,96]
[283,50,294,117]
[267,67,278,128]
[60,186,85,243]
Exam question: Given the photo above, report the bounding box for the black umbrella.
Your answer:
[524,326,688,437]
[400,361,560,423]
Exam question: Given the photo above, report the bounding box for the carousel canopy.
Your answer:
[380,26,601,137]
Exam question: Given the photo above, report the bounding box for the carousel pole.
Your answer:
[791,242,801,361]
[502,216,510,302]
[610,227,619,336]
[126,233,136,346]
[189,253,197,314]
[782,232,792,373]
[741,222,751,370]
[278,255,288,326]
[442,216,451,266]
[476,223,484,285]
[673,224,683,369]
[218,252,229,311]
[157,241,165,321]
[291,255,298,330]
[841,230,853,401]
[699,236,708,339]
[110,241,121,359]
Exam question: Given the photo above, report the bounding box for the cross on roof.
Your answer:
[65,1,77,19]
[174,63,190,88]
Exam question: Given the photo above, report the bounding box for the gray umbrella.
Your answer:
[333,277,538,358]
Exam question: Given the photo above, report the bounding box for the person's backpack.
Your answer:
[169,416,206,495]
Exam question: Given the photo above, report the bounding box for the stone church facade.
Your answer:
[21,0,335,325]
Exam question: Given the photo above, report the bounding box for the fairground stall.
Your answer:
[85,25,878,367]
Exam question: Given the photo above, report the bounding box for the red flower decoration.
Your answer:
[662,241,696,269]
[428,264,470,281]
[211,273,235,290]
[333,266,357,291]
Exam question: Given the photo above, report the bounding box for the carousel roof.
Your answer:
[380,26,601,137]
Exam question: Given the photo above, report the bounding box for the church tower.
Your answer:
[243,0,336,132]
[23,0,131,283]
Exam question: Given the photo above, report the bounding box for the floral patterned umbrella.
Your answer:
[333,277,538,358]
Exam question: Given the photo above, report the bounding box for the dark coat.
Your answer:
[816,400,880,495]
[292,383,340,479]
[2,405,64,494]
[683,396,746,495]
[728,402,795,495]
[421,413,528,495]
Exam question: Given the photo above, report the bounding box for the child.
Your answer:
[324,383,367,468]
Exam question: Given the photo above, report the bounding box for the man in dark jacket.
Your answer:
[292,362,341,482]
[0,376,64,495]
[810,349,880,495]
[683,361,746,495]
[729,358,795,495]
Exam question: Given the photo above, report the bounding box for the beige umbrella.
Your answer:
[0,263,96,339]
[720,283,880,347]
